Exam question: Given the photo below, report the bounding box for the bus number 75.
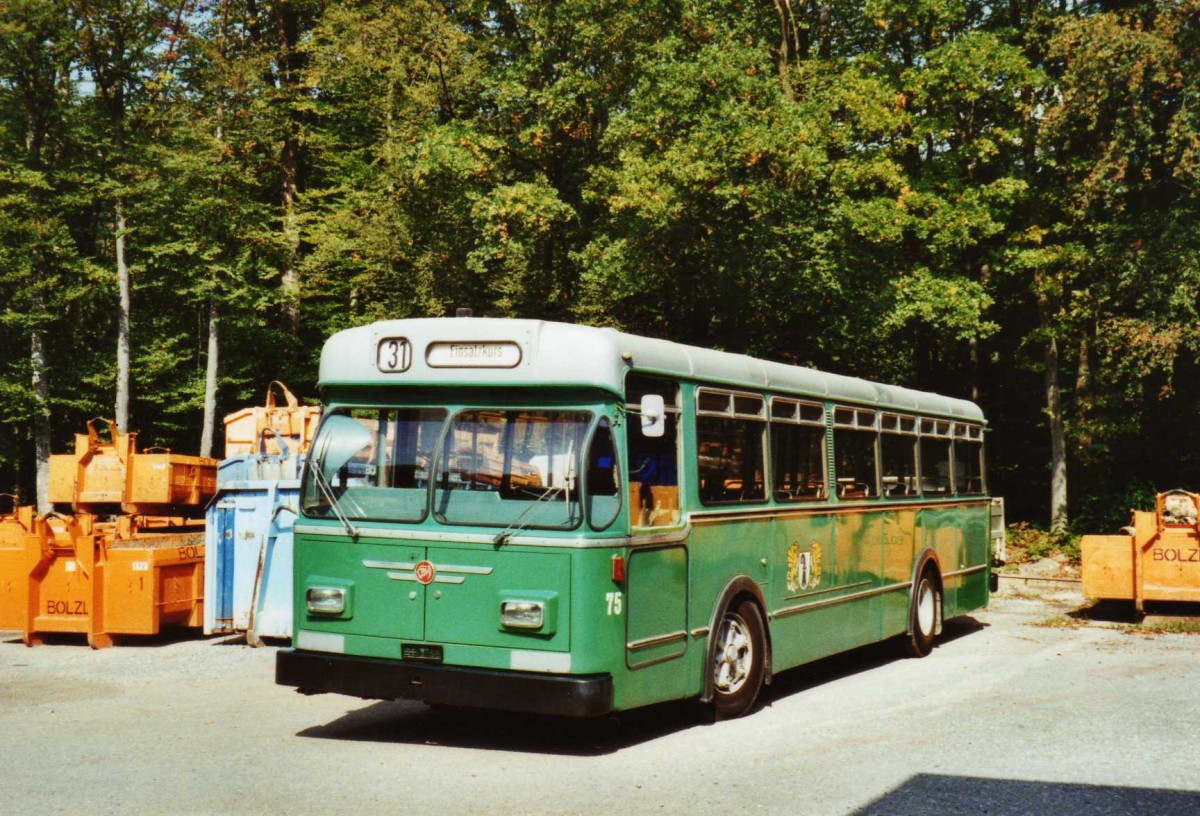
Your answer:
[605,592,623,616]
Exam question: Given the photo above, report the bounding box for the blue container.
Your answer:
[204,455,304,644]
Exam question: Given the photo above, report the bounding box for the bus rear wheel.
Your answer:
[904,570,941,658]
[711,599,765,720]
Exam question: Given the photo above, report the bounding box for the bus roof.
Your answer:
[319,318,985,423]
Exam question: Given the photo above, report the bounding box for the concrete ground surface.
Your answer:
[2,581,1198,815]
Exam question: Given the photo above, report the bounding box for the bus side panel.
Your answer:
[768,511,882,672]
[567,547,628,676]
[614,545,689,709]
[920,507,962,614]
[835,510,884,645]
[956,504,990,615]
[881,508,918,637]
[686,517,770,696]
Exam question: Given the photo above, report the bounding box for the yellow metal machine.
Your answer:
[222,381,320,457]
[49,419,216,515]
[1081,489,1200,612]
[1,422,216,648]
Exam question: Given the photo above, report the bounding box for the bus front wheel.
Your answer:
[904,570,941,658]
[711,599,766,720]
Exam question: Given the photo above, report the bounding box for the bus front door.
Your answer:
[625,546,689,703]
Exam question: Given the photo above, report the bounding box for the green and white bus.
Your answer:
[276,317,999,719]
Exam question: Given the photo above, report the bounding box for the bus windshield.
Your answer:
[302,407,447,523]
[433,410,590,530]
[302,407,594,530]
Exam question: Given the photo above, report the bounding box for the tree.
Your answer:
[71,0,184,432]
[0,0,82,510]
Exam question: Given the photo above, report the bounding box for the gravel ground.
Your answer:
[2,577,1198,815]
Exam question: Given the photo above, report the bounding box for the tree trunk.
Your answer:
[969,263,992,404]
[280,133,301,332]
[200,1,230,460]
[1038,291,1069,533]
[277,4,302,333]
[27,108,52,513]
[817,3,832,59]
[200,302,220,458]
[772,0,796,101]
[1074,324,1093,456]
[31,305,51,514]
[1045,338,1068,533]
[115,198,131,431]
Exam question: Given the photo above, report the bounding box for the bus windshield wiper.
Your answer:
[494,439,576,547]
[492,483,565,547]
[311,462,360,540]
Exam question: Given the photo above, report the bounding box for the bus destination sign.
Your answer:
[426,341,522,369]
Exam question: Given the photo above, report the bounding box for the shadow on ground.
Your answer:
[297,697,705,756]
[1069,599,1200,625]
[297,618,988,755]
[854,773,1200,816]
[0,627,208,649]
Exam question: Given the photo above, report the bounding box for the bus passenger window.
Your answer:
[696,388,766,505]
[832,406,878,500]
[954,439,985,495]
[626,377,680,527]
[920,437,952,495]
[770,423,825,501]
[880,416,918,498]
[697,417,766,504]
[833,429,878,499]
[586,419,621,530]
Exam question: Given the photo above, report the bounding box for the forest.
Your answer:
[1,0,1198,535]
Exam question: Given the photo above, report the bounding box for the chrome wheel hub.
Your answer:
[713,614,752,694]
[916,581,936,636]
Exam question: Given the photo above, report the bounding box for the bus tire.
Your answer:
[904,569,941,658]
[711,599,766,720]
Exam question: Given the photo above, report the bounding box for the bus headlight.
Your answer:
[500,600,544,630]
[307,587,346,615]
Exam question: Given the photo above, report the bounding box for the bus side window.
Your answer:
[953,439,985,495]
[769,399,826,502]
[696,416,766,504]
[832,407,879,500]
[626,377,680,528]
[920,437,952,495]
[833,429,878,499]
[880,426,918,498]
[586,418,621,530]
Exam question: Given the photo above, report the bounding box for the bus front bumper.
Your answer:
[276,649,614,718]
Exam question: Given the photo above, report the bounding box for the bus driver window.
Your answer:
[625,376,680,527]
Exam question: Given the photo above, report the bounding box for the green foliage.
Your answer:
[1,0,1199,525]
[1005,522,1081,566]
[1075,476,1158,536]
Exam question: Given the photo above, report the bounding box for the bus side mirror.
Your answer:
[316,415,373,480]
[640,394,665,438]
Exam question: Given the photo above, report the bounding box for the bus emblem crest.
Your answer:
[414,561,436,585]
[787,541,822,592]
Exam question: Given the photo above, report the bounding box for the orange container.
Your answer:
[125,454,217,512]
[1082,490,1200,611]
[223,381,321,457]
[49,424,126,506]
[48,419,217,515]
[0,501,39,630]
[100,531,205,638]
[0,510,204,648]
